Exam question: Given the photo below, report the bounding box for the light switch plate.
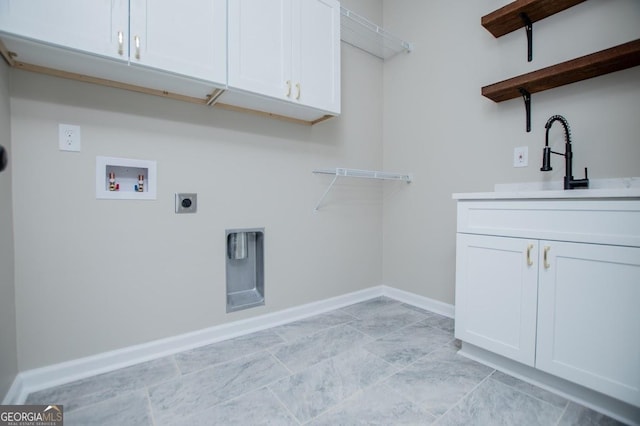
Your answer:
[59,124,81,152]
[514,146,528,168]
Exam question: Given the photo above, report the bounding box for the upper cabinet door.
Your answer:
[0,0,128,61]
[129,0,226,85]
[294,0,340,114]
[227,0,292,99]
[227,0,340,115]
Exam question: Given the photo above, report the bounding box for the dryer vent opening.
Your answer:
[225,228,264,312]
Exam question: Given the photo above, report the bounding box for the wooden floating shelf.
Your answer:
[482,39,640,103]
[481,0,588,38]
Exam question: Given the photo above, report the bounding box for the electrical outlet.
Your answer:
[175,193,197,214]
[513,146,528,168]
[59,124,81,152]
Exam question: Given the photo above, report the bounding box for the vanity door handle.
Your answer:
[295,83,301,100]
[543,246,551,269]
[526,244,534,266]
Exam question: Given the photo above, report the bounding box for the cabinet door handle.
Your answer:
[543,246,551,269]
[526,244,534,266]
[134,35,141,60]
[295,83,301,100]
[117,31,124,56]
[285,80,292,97]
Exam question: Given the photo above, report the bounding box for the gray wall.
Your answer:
[11,0,384,370]
[382,0,640,303]
[0,62,18,397]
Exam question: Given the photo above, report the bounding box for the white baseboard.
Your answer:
[5,286,384,404]
[381,285,455,318]
[1,375,24,405]
[3,285,454,405]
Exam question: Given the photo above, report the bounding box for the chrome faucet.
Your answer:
[540,115,589,190]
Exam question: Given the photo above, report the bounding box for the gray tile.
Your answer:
[269,347,397,423]
[436,378,564,426]
[348,303,427,338]
[175,330,284,374]
[364,320,453,367]
[163,388,297,426]
[490,370,568,409]
[557,402,628,426]
[149,351,289,424]
[27,386,123,414]
[422,312,455,334]
[399,303,439,316]
[271,310,356,342]
[310,382,435,425]
[339,297,401,319]
[384,345,494,416]
[64,390,152,426]
[26,357,178,412]
[270,324,371,372]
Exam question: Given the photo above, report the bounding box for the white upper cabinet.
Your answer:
[228,0,340,114]
[0,0,338,122]
[129,0,226,84]
[0,0,226,86]
[0,0,128,61]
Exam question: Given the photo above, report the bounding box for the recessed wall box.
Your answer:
[96,156,157,200]
[226,228,265,313]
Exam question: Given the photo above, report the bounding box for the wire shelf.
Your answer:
[340,6,413,60]
[312,168,412,211]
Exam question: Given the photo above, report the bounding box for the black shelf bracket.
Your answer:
[520,13,533,62]
[519,88,532,132]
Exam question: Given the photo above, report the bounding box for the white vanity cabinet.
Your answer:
[454,194,640,408]
[227,0,340,115]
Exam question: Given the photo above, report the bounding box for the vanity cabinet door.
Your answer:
[455,233,539,366]
[536,241,640,407]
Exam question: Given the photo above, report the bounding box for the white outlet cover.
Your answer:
[59,124,81,152]
[514,146,528,168]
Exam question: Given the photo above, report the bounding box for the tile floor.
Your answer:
[26,297,627,425]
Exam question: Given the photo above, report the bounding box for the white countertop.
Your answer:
[453,178,640,200]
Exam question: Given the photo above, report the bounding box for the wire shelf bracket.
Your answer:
[312,168,412,212]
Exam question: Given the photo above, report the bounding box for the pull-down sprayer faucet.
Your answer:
[540,115,589,190]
